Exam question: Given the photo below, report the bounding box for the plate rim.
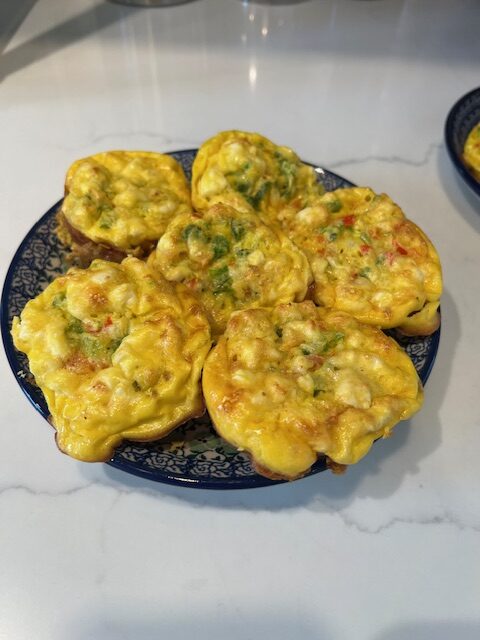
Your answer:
[1,150,440,489]
[1,198,63,420]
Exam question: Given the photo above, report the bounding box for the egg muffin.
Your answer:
[191,130,324,224]
[463,122,480,181]
[203,302,423,480]
[58,151,192,266]
[281,187,442,335]
[150,202,312,337]
[11,257,211,462]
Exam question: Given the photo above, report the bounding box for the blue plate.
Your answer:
[1,149,440,489]
[445,86,480,199]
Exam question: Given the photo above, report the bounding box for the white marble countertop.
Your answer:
[1,1,480,638]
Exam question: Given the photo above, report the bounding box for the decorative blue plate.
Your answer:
[445,86,480,199]
[1,150,440,489]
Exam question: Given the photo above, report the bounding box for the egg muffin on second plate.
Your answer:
[191,130,325,224]
[281,187,442,335]
[463,122,480,181]
[58,150,191,266]
[11,257,211,462]
[203,301,423,480]
[149,202,312,337]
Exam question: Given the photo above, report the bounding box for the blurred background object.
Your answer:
[0,0,37,55]
[108,0,197,6]
[242,0,311,4]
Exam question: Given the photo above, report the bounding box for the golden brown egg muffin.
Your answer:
[463,122,480,181]
[203,302,423,480]
[191,130,324,223]
[281,187,442,335]
[58,151,192,266]
[11,257,211,462]
[149,202,312,337]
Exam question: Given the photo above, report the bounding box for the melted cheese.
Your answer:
[150,202,312,337]
[202,302,423,479]
[11,258,211,462]
[61,151,192,253]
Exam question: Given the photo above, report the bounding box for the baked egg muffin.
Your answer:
[11,257,211,462]
[58,150,191,265]
[203,302,423,480]
[463,122,480,181]
[282,187,442,335]
[191,130,324,223]
[150,202,313,337]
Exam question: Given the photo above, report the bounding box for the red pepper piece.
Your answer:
[396,244,408,255]
[385,251,395,265]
